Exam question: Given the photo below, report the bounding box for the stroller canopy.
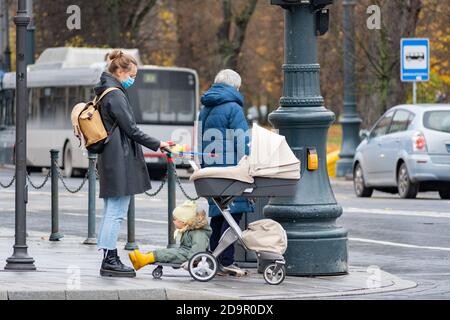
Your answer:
[190,124,301,183]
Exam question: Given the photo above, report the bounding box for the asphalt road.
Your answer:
[1,168,450,299]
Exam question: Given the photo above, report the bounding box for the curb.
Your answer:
[0,273,417,300]
[0,288,236,301]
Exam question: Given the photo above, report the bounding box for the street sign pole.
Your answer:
[4,0,35,271]
[401,38,429,103]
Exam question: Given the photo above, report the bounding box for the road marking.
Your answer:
[350,237,450,252]
[345,207,450,219]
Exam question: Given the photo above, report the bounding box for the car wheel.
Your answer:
[397,163,418,199]
[439,189,450,200]
[353,163,373,198]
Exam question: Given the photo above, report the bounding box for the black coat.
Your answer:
[94,72,161,198]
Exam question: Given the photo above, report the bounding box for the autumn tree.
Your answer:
[27,0,450,126]
[353,0,422,124]
[34,0,157,50]
[217,0,258,70]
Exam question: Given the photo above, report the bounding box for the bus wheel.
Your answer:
[63,145,73,178]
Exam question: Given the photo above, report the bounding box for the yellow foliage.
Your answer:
[150,51,175,67]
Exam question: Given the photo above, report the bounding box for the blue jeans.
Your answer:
[97,196,131,250]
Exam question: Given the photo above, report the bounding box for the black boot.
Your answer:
[100,249,136,278]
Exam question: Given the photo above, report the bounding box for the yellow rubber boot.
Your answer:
[128,250,155,271]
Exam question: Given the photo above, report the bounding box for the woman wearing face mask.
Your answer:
[93,49,170,277]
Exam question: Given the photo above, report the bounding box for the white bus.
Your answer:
[0,47,199,179]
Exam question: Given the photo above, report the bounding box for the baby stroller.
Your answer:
[187,124,301,285]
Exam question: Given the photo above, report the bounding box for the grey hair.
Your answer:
[214,69,242,90]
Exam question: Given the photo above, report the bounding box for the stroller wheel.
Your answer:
[263,264,286,285]
[188,252,218,282]
[152,266,163,279]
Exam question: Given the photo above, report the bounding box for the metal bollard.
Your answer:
[167,154,176,248]
[83,152,97,245]
[49,149,63,241]
[124,195,138,250]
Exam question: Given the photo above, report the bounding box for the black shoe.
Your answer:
[100,249,136,278]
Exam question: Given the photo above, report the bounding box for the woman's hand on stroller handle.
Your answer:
[160,141,175,153]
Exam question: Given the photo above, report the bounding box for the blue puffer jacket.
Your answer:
[198,83,254,217]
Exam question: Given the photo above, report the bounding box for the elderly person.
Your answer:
[198,69,254,276]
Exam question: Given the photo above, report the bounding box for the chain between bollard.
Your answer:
[26,170,51,190]
[0,174,16,189]
[144,173,167,197]
[171,162,200,201]
[53,160,89,194]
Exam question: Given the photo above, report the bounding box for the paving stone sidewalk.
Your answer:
[0,228,417,300]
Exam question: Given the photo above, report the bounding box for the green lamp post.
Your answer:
[266,0,348,275]
[336,0,362,178]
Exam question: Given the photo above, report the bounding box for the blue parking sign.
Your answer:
[401,38,429,82]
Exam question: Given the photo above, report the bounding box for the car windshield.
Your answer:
[423,110,450,133]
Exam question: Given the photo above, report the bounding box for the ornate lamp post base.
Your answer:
[267,1,348,276]
[266,106,348,276]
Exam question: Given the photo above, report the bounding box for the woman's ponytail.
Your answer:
[108,49,138,74]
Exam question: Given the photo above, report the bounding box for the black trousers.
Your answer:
[209,213,243,267]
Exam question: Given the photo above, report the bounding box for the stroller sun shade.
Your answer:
[190,124,301,183]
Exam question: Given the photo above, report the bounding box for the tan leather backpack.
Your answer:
[71,87,119,153]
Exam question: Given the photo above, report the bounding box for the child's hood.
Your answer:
[186,212,212,236]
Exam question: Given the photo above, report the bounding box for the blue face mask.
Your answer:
[121,76,135,89]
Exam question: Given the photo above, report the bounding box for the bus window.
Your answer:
[0,90,5,127]
[29,88,40,128]
[170,88,195,122]
[68,87,81,107]
[0,89,15,126]
[128,70,196,125]
[84,87,95,102]
[39,88,54,128]
[68,87,84,129]
[54,87,67,129]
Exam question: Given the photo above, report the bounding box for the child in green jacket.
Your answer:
[129,201,212,270]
